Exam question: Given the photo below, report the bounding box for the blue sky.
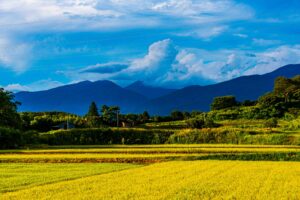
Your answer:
[1,0,300,91]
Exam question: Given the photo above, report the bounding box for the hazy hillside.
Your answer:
[149,64,300,114]
[16,80,149,115]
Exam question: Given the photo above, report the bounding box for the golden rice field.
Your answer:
[1,145,300,199]
[0,163,140,193]
[1,161,300,200]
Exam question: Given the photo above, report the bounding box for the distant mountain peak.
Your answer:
[93,80,120,87]
[126,81,146,88]
[125,81,175,99]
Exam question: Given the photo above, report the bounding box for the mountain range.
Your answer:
[15,64,300,115]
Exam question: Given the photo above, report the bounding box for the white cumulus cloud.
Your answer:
[76,40,300,87]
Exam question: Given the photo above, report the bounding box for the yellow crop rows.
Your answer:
[1,161,300,200]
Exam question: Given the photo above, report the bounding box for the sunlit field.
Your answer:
[0,145,300,199]
[1,161,300,200]
[0,163,139,193]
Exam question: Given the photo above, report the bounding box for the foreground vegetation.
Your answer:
[1,161,299,200]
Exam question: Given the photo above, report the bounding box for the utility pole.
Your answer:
[116,110,119,127]
[67,115,70,130]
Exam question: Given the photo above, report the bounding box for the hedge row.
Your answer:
[0,127,39,149]
[168,128,300,145]
[40,128,174,145]
[1,127,299,149]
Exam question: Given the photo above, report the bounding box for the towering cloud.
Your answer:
[76,40,300,87]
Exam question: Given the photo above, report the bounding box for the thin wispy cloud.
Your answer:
[0,36,32,73]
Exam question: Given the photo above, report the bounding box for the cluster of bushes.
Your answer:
[206,106,294,121]
[264,118,278,128]
[282,117,300,131]
[21,112,87,132]
[1,125,299,148]
[186,116,219,129]
[168,128,299,145]
[0,127,39,149]
[39,128,174,145]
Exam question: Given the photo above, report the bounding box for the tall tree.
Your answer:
[101,105,111,124]
[273,76,300,103]
[273,77,294,103]
[141,111,150,122]
[171,110,184,121]
[86,102,99,117]
[0,88,21,128]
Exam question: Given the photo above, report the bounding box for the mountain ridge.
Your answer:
[15,64,300,115]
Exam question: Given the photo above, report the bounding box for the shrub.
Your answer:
[186,119,204,129]
[264,118,278,128]
[203,118,219,128]
[168,128,239,144]
[171,110,184,121]
[186,117,218,129]
[211,96,237,111]
[282,117,300,130]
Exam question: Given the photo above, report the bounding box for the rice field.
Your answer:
[1,161,300,200]
[0,163,140,193]
[1,145,300,199]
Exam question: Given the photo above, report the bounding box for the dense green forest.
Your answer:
[1,76,300,149]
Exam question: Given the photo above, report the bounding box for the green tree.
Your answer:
[186,118,204,129]
[258,93,282,108]
[86,102,101,128]
[264,118,278,128]
[210,96,237,110]
[86,102,99,117]
[171,110,184,121]
[182,111,191,119]
[101,105,120,126]
[273,76,298,103]
[141,111,150,122]
[241,100,256,106]
[257,93,286,118]
[0,88,21,128]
